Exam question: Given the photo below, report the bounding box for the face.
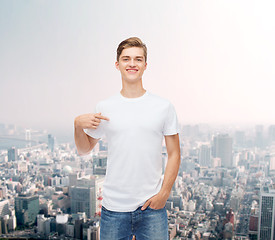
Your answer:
[115,47,147,84]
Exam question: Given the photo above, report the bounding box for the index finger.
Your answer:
[95,113,110,121]
[141,200,150,211]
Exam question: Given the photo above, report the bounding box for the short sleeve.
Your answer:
[83,102,105,140]
[163,102,180,136]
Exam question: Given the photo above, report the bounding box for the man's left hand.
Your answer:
[141,191,169,210]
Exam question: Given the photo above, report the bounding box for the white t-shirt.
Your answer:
[84,91,180,212]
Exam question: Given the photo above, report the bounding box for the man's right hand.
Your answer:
[74,113,110,130]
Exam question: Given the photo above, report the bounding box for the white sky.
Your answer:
[0,0,275,136]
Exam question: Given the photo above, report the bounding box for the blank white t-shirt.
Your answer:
[84,91,180,212]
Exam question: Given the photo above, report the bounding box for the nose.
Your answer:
[129,59,136,67]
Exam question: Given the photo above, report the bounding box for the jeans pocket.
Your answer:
[147,206,165,211]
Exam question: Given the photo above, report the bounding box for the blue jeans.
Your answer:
[100,205,169,240]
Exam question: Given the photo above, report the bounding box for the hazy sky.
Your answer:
[1,0,275,137]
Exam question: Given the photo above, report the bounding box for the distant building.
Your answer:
[68,173,78,187]
[0,186,7,199]
[0,200,9,217]
[48,134,55,152]
[268,125,275,145]
[70,176,104,218]
[25,129,31,147]
[8,147,18,162]
[225,209,234,230]
[258,188,275,239]
[255,125,264,148]
[199,145,211,167]
[249,215,258,232]
[212,134,233,168]
[15,194,39,226]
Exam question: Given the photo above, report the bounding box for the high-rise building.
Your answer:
[70,176,104,218]
[255,125,264,148]
[25,129,31,147]
[268,125,275,145]
[212,134,233,168]
[15,194,39,226]
[0,200,9,217]
[48,134,55,152]
[258,188,275,239]
[8,147,18,162]
[198,145,211,167]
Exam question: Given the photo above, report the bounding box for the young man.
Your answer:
[74,37,180,240]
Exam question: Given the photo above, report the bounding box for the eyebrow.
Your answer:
[121,56,144,59]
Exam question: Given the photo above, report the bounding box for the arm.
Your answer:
[142,133,180,210]
[74,113,109,156]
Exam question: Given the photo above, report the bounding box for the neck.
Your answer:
[120,80,146,98]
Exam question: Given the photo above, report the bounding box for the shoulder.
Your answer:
[97,94,120,106]
[147,92,172,107]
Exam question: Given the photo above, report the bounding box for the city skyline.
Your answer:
[1,114,275,238]
[1,0,275,135]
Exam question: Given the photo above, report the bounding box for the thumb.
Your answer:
[141,200,150,211]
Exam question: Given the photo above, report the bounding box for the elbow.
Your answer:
[76,147,91,156]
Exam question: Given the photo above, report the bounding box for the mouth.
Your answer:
[126,69,138,73]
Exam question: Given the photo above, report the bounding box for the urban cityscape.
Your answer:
[0,122,275,239]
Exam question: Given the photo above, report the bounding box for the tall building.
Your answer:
[0,200,9,217]
[25,129,31,147]
[8,147,18,162]
[255,125,264,148]
[212,134,233,168]
[48,134,55,152]
[268,125,275,145]
[70,176,104,218]
[258,188,275,239]
[198,145,211,167]
[15,194,39,226]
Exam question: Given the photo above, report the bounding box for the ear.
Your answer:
[144,62,147,70]
[115,61,119,70]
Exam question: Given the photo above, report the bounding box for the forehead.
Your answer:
[120,47,145,58]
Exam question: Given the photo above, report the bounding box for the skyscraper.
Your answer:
[268,125,275,145]
[48,134,55,152]
[8,147,18,162]
[198,145,211,167]
[15,194,39,226]
[70,176,104,218]
[212,134,233,168]
[258,188,275,239]
[255,125,264,148]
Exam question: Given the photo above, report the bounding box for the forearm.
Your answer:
[159,151,180,198]
[74,125,92,155]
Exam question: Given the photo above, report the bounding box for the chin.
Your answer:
[125,78,141,84]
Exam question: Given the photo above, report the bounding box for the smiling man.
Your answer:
[74,37,181,240]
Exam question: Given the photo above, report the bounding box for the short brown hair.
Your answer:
[116,37,147,62]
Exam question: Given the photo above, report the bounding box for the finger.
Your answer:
[141,201,150,211]
[93,117,101,123]
[95,113,110,121]
[92,122,100,126]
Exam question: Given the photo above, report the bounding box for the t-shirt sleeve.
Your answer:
[83,102,105,140]
[163,102,180,136]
